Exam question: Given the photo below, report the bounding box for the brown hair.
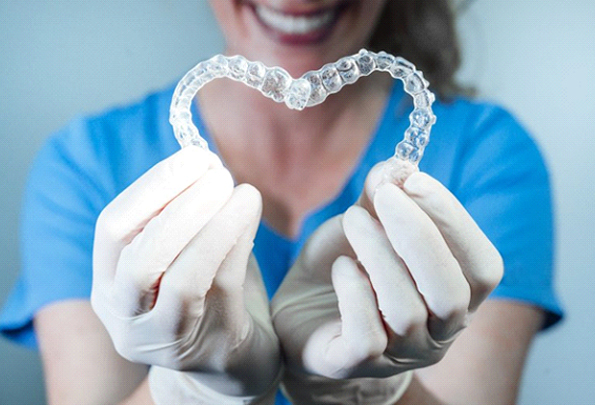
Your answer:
[368,0,470,99]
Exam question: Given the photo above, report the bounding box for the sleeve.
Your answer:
[455,105,563,329]
[0,118,112,348]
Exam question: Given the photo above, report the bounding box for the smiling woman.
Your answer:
[0,1,563,404]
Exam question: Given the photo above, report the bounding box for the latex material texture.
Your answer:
[271,161,504,404]
[91,147,281,403]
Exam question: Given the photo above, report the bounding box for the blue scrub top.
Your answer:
[0,81,563,349]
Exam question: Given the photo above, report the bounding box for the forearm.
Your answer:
[396,374,446,405]
[120,377,155,405]
[123,371,443,405]
[36,301,150,405]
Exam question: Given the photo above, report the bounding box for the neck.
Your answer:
[196,70,393,237]
[198,73,392,164]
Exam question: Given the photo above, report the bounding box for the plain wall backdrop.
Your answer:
[0,1,593,403]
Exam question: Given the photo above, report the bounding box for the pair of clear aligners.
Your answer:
[170,49,436,166]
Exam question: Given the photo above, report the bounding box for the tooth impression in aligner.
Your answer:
[170,49,437,172]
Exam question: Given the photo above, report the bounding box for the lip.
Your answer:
[245,1,351,46]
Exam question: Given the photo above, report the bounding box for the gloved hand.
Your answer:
[271,160,503,404]
[91,146,281,404]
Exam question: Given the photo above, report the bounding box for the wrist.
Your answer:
[282,370,413,405]
[148,366,282,405]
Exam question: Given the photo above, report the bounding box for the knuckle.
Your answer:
[476,246,505,293]
[90,289,106,318]
[235,182,260,200]
[235,183,263,218]
[488,248,505,287]
[438,290,470,323]
[349,331,387,362]
[96,204,131,243]
[106,323,135,361]
[390,305,428,336]
[427,278,470,325]
[111,335,130,359]
[113,338,145,365]
[95,206,118,239]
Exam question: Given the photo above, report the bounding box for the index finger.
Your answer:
[403,172,504,311]
[93,146,221,285]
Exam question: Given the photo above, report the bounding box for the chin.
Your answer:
[230,0,370,76]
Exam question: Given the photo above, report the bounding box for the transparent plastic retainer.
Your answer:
[170,49,437,183]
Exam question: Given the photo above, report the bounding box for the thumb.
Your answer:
[210,183,262,294]
[151,183,261,326]
[358,158,418,217]
[298,215,354,283]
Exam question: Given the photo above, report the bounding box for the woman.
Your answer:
[0,0,562,404]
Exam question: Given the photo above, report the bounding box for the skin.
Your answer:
[34,0,546,404]
[208,0,388,75]
[203,0,391,237]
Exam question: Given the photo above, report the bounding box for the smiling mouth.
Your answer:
[249,2,350,45]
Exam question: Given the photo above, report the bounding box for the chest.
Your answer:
[233,149,361,238]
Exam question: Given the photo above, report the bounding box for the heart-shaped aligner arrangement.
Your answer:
[170,49,436,182]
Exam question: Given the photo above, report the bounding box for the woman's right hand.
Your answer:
[91,146,280,402]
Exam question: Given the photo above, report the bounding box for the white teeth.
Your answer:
[255,5,334,35]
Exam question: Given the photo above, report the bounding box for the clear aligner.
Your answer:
[170,49,436,165]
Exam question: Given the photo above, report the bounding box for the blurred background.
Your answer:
[0,1,593,403]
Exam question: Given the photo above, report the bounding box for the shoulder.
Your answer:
[48,85,176,153]
[33,86,179,206]
[431,96,537,158]
[84,85,177,153]
[438,97,538,156]
[419,97,548,194]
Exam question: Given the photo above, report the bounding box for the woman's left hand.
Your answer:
[271,161,504,404]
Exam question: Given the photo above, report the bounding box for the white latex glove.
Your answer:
[91,146,281,404]
[271,161,503,404]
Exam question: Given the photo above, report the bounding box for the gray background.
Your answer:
[0,1,593,403]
